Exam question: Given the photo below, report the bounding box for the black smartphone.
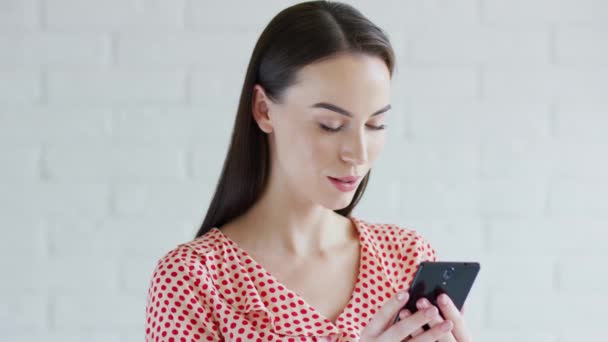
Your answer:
[392,261,480,328]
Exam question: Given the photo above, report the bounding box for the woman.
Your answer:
[145,1,472,341]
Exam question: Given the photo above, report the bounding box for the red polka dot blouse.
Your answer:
[145,215,437,341]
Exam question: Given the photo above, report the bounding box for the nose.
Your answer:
[341,128,368,165]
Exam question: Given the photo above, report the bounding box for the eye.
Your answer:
[319,124,341,132]
[319,124,386,132]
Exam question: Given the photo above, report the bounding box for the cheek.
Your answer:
[277,126,324,170]
[292,131,336,182]
[310,135,334,163]
[300,130,332,165]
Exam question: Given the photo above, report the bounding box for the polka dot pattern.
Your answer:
[145,216,437,341]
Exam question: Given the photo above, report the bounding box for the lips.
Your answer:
[329,176,360,183]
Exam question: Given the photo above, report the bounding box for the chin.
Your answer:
[322,195,353,211]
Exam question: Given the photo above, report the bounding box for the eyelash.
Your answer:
[319,124,387,132]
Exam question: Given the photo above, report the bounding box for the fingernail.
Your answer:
[438,294,448,305]
[397,291,408,301]
[425,306,437,318]
[399,310,410,319]
[417,298,429,308]
[440,320,452,332]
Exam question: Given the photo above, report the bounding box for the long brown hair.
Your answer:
[195,0,395,239]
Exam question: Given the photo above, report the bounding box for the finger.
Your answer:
[409,320,454,342]
[398,309,411,322]
[382,305,440,342]
[408,299,427,337]
[415,298,457,342]
[412,298,438,336]
[364,290,409,337]
[437,293,472,342]
[396,310,413,341]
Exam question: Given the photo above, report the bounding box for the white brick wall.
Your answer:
[1,0,606,341]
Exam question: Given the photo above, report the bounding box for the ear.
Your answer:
[252,84,273,134]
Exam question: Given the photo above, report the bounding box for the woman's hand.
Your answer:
[403,294,472,342]
[359,291,456,342]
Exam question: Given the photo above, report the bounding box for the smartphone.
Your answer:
[392,261,480,328]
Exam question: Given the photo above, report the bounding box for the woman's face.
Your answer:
[256,52,391,210]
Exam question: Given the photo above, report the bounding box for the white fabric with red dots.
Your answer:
[145,215,437,341]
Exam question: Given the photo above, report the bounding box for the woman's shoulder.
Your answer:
[355,216,432,242]
[354,216,437,261]
[149,228,226,276]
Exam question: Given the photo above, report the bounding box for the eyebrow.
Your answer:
[310,102,391,117]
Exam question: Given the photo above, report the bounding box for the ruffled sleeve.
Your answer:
[394,226,438,291]
[145,244,223,342]
[411,230,438,262]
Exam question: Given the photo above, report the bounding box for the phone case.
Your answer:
[393,261,480,326]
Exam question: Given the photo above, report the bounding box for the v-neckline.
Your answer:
[211,215,366,327]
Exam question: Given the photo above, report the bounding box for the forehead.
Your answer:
[283,53,391,106]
